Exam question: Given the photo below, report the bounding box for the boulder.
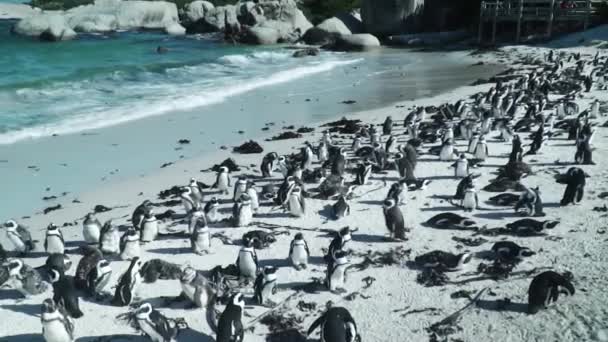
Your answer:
[165,22,186,36]
[0,3,41,20]
[183,0,214,23]
[292,47,320,58]
[241,26,280,45]
[335,9,363,33]
[14,13,76,41]
[326,33,381,51]
[240,0,312,44]
[301,27,339,45]
[187,4,238,33]
[361,0,425,36]
[237,1,264,26]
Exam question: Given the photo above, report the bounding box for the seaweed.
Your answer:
[93,205,112,213]
[233,140,264,154]
[43,204,62,215]
[267,131,303,141]
[416,268,449,287]
[451,236,488,247]
[210,158,240,173]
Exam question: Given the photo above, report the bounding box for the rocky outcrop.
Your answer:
[361,0,425,36]
[301,10,363,46]
[13,0,185,40]
[325,33,381,51]
[0,3,41,20]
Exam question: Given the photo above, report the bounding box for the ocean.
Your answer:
[0,21,501,218]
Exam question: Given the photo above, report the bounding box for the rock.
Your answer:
[292,47,319,58]
[185,4,238,33]
[361,0,425,36]
[335,9,363,33]
[240,0,312,44]
[164,22,186,35]
[267,131,303,141]
[183,0,214,23]
[237,1,264,26]
[210,158,240,172]
[14,13,76,41]
[0,3,41,20]
[234,140,264,154]
[241,26,280,45]
[301,27,339,45]
[325,33,380,51]
[317,17,352,36]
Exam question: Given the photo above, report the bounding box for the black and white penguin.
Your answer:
[506,219,559,236]
[86,259,112,299]
[99,220,120,254]
[133,302,180,342]
[111,257,143,306]
[575,132,594,165]
[473,135,489,161]
[132,200,152,230]
[383,199,406,240]
[277,155,290,178]
[213,166,232,195]
[191,216,211,255]
[556,167,587,206]
[287,185,306,217]
[2,257,48,297]
[232,193,253,227]
[327,250,349,293]
[44,253,72,277]
[236,239,258,281]
[439,138,457,161]
[261,152,279,178]
[74,246,103,291]
[318,141,329,163]
[3,220,35,255]
[45,224,65,255]
[188,178,205,206]
[254,266,278,306]
[216,293,245,342]
[180,266,215,308]
[307,306,361,342]
[467,131,480,154]
[414,250,472,271]
[140,209,159,243]
[383,116,393,135]
[181,187,198,213]
[49,268,83,318]
[528,271,575,314]
[302,142,315,170]
[82,212,102,244]
[119,228,140,261]
[492,241,535,262]
[326,227,352,263]
[204,197,221,223]
[514,186,545,217]
[461,183,479,212]
[332,196,351,219]
[488,193,520,206]
[233,177,248,202]
[426,213,477,230]
[385,134,395,154]
[452,154,469,178]
[41,298,74,342]
[386,181,408,205]
[351,136,362,152]
[355,160,373,186]
[276,176,297,206]
[289,233,310,270]
[331,147,347,177]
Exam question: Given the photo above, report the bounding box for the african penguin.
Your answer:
[134,302,180,342]
[307,307,360,342]
[3,220,35,255]
[214,166,231,195]
[325,227,352,263]
[289,233,310,270]
[232,194,253,227]
[327,250,349,293]
[246,180,259,213]
[261,152,278,178]
[188,178,204,205]
[556,167,586,206]
[425,213,477,230]
[45,224,65,255]
[74,246,103,291]
[180,266,215,308]
[216,293,245,342]
[318,142,329,163]
[452,154,469,178]
[41,298,74,342]
[191,217,211,255]
[236,239,258,281]
[233,177,248,202]
[414,250,472,271]
[254,266,278,306]
[49,268,83,318]
[287,185,306,217]
[491,241,535,262]
[355,161,372,185]
[2,257,48,297]
[181,187,197,213]
[119,228,141,261]
[332,196,350,219]
[111,257,143,306]
[386,181,408,205]
[82,213,101,244]
[383,199,406,240]
[506,219,559,236]
[99,220,120,254]
[132,200,151,230]
[528,271,575,314]
[86,259,112,300]
[204,197,221,223]
[140,209,159,243]
[461,184,479,212]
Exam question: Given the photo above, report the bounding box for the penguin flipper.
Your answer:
[307,312,327,336]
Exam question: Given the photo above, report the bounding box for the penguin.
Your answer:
[41,298,74,342]
[383,198,406,240]
[491,241,535,262]
[188,178,204,206]
[327,250,349,293]
[289,233,310,270]
[514,187,545,217]
[140,209,159,243]
[383,116,393,135]
[246,180,259,213]
[473,135,489,161]
[49,268,83,318]
[326,227,352,263]
[86,259,112,299]
[318,141,329,163]
[180,266,215,308]
[557,167,586,206]
[302,142,315,170]
[351,136,362,152]
[439,139,456,161]
[277,155,290,178]
[82,213,101,244]
[119,228,140,261]
[589,100,600,119]
[133,302,181,342]
[425,212,477,230]
[45,224,65,255]
[261,152,279,178]
[385,134,395,154]
[254,266,278,306]
[291,163,303,180]
[355,160,372,185]
[307,307,360,342]
[236,239,258,281]
[3,220,35,255]
[414,250,472,271]
[467,132,480,154]
[74,246,103,291]
[2,258,48,297]
[99,220,120,254]
[276,176,297,206]
[233,177,248,202]
[322,130,332,145]
[191,218,211,255]
[506,219,559,236]
[331,147,347,176]
[232,194,253,227]
[332,196,350,219]
[575,133,594,165]
[488,193,520,206]
[528,271,575,314]
[180,187,197,213]
[204,197,221,223]
[216,293,245,342]
[132,200,152,230]
[407,122,420,140]
[44,254,72,277]
[386,181,408,205]
[287,185,306,217]
[111,257,143,306]
[214,166,231,195]
[461,184,479,212]
[370,128,380,145]
[452,154,469,178]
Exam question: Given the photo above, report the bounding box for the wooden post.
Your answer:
[516,0,524,43]
[547,0,555,38]
[583,0,591,30]
[478,1,485,44]
[491,0,499,45]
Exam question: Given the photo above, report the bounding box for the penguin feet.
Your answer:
[300,264,308,270]
[331,288,347,295]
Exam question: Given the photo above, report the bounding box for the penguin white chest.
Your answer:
[46,235,64,254]
[467,137,479,153]
[474,144,488,160]
[261,282,276,302]
[83,224,100,244]
[193,232,211,253]
[238,252,257,278]
[181,197,194,213]
[290,245,308,266]
[440,145,454,161]
[181,282,196,301]
[95,272,112,293]
[237,206,253,227]
[288,196,304,217]
[455,162,468,177]
[141,220,159,243]
[462,191,477,210]
[319,148,328,162]
[42,320,72,342]
[217,174,229,191]
[121,241,140,260]
[138,319,169,342]
[247,189,259,212]
[206,208,220,223]
[101,232,119,253]
[7,232,26,252]
[329,265,347,291]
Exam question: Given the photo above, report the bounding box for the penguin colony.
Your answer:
[0,49,607,341]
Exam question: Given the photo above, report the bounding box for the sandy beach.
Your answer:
[2,30,608,342]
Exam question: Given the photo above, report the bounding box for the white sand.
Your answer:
[2,33,608,341]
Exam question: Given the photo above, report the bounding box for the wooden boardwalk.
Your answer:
[478,0,603,44]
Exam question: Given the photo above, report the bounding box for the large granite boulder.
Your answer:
[361,0,425,36]
[325,33,381,51]
[335,9,363,34]
[13,13,76,41]
[241,26,280,44]
[187,4,238,33]
[183,0,214,23]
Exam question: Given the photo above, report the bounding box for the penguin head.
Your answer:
[294,233,304,241]
[238,194,251,206]
[456,253,473,269]
[543,221,559,229]
[144,208,156,219]
[339,227,352,243]
[263,266,278,282]
[49,268,62,283]
[383,198,396,210]
[519,248,536,258]
[219,166,228,174]
[230,292,245,310]
[180,266,197,283]
[46,223,58,232]
[291,185,302,195]
[96,259,111,275]
[41,299,60,315]
[4,258,23,276]
[142,200,152,207]
[182,187,192,196]
[334,250,349,266]
[135,302,153,318]
[459,153,466,160]
[4,220,17,230]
